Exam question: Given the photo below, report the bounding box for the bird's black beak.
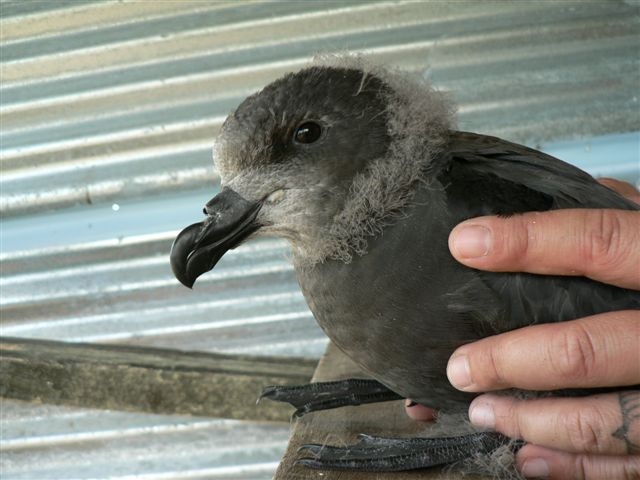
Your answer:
[170,187,263,288]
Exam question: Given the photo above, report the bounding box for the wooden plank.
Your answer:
[274,342,487,479]
[0,336,316,422]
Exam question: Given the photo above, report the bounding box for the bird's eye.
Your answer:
[294,121,323,144]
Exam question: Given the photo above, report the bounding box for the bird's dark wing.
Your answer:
[446,131,638,210]
[438,131,640,332]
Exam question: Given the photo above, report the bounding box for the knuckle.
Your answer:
[486,347,510,388]
[500,399,525,439]
[565,406,609,453]
[549,323,599,382]
[572,455,588,480]
[582,210,627,271]
[494,216,534,265]
[572,454,640,480]
[511,216,535,262]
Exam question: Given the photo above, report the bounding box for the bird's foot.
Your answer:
[296,431,516,471]
[260,378,403,417]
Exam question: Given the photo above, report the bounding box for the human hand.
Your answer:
[407,178,640,479]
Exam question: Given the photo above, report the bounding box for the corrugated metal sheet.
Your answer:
[0,398,289,479]
[1,1,638,478]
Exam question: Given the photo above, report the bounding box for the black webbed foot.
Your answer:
[260,378,402,417]
[296,431,515,471]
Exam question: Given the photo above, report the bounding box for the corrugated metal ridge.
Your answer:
[1,1,400,59]
[0,0,103,22]
[0,1,255,41]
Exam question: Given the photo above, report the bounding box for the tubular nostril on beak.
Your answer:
[203,194,223,216]
[203,204,218,216]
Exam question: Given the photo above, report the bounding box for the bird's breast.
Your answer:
[294,187,481,409]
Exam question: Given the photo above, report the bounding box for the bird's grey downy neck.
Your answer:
[308,57,456,266]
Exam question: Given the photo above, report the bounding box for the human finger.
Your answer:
[468,391,640,456]
[446,311,640,393]
[448,209,640,290]
[598,178,640,204]
[517,443,640,480]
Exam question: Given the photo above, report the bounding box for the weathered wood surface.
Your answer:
[274,342,486,480]
[0,336,316,421]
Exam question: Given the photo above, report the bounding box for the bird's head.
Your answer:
[171,58,454,288]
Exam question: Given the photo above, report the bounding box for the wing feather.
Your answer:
[439,131,640,330]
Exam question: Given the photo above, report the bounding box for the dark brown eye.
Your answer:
[294,121,323,144]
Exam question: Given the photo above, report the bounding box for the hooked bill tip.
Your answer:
[173,271,196,289]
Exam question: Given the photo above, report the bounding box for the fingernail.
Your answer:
[405,399,417,408]
[447,354,472,389]
[521,458,549,478]
[469,401,495,429]
[452,225,492,258]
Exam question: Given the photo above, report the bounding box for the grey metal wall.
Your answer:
[1,1,639,478]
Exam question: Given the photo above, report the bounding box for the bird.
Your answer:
[170,55,640,477]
